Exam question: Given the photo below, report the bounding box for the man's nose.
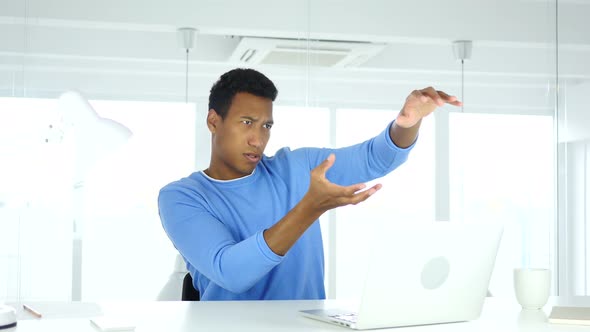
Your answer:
[248,131,262,148]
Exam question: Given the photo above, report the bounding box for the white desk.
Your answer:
[8,297,590,331]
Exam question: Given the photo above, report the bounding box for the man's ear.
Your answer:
[207,109,219,133]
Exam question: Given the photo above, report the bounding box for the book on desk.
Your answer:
[549,306,590,326]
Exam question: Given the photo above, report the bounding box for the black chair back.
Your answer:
[181,273,200,301]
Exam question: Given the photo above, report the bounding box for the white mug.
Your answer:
[514,268,551,310]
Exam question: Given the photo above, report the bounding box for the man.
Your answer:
[158,68,461,301]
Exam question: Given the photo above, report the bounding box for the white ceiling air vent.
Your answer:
[228,37,386,68]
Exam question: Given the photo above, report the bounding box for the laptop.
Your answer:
[300,221,503,330]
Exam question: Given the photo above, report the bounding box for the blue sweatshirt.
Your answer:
[158,122,414,300]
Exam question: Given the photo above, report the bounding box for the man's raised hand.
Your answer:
[395,87,462,128]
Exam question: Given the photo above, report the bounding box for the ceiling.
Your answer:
[1,0,589,114]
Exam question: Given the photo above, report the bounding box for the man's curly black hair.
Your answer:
[208,68,278,119]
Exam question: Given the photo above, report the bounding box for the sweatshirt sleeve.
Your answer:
[158,188,283,294]
[307,121,416,185]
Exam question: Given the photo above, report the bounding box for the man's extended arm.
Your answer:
[264,87,461,256]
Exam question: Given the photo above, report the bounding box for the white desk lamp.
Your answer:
[1,91,131,326]
[58,91,132,184]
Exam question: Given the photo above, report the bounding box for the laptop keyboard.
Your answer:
[329,312,358,323]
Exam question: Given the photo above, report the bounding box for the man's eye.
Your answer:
[263,123,273,129]
[242,120,252,125]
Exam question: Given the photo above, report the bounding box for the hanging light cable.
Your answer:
[185,47,189,103]
[177,27,197,103]
[461,58,464,112]
[452,40,473,112]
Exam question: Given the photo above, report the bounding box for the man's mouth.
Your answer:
[244,153,260,163]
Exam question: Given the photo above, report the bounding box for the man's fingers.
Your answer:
[412,88,462,108]
[343,183,367,195]
[307,176,381,211]
[410,89,428,104]
[436,90,462,105]
[420,87,444,106]
[346,184,382,205]
[436,90,454,100]
[337,183,382,205]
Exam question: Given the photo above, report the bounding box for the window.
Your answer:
[0,97,196,301]
[334,109,435,299]
[264,105,331,155]
[82,100,196,300]
[449,113,554,297]
[0,97,71,301]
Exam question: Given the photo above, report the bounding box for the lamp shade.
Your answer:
[58,91,132,183]
[177,27,197,50]
[452,40,472,61]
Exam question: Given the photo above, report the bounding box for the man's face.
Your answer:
[207,92,273,180]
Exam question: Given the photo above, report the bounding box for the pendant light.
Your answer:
[177,27,197,103]
[452,40,473,112]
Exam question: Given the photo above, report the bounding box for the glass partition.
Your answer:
[2,0,589,301]
[557,0,590,296]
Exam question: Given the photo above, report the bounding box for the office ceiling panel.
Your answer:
[0,0,587,112]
